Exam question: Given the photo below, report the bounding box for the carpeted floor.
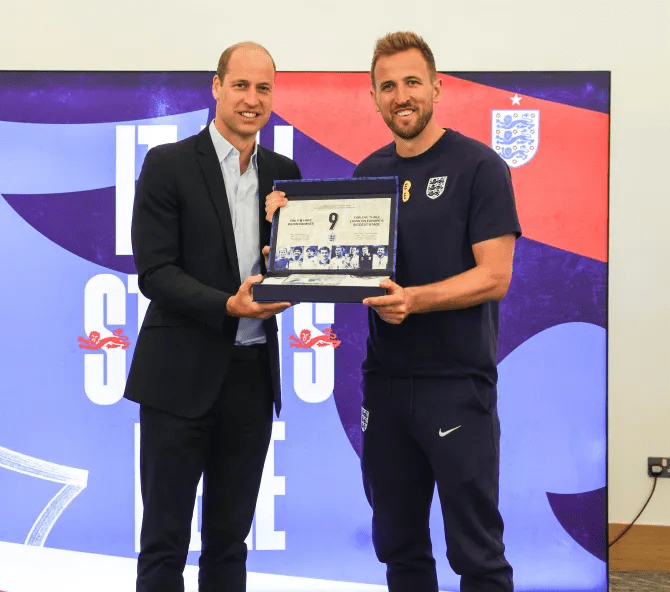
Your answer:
[609,571,670,591]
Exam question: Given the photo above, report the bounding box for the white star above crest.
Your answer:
[511,93,522,105]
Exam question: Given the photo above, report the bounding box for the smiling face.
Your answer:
[318,247,330,262]
[212,45,274,147]
[377,246,386,257]
[371,48,442,143]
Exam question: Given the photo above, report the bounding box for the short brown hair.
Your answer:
[216,42,276,81]
[370,31,436,87]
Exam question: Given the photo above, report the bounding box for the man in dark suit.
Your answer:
[124,41,301,592]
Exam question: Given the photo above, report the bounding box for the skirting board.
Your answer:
[609,523,670,572]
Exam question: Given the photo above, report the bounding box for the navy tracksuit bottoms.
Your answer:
[361,373,513,592]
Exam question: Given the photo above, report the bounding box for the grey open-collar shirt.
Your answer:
[209,120,265,345]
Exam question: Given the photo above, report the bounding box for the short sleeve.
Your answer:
[468,152,522,245]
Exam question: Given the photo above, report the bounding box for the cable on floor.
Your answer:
[609,475,658,547]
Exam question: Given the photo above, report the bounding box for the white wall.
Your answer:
[2,0,669,526]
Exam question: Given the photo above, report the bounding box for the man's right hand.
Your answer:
[226,274,291,319]
[264,190,288,222]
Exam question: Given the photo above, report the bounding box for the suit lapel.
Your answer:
[196,128,241,285]
[257,147,279,336]
[257,147,274,274]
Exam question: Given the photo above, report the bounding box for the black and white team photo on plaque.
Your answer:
[275,244,389,271]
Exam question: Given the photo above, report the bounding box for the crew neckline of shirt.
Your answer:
[393,128,453,162]
[208,120,258,169]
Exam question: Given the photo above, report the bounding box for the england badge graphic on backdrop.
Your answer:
[492,109,540,168]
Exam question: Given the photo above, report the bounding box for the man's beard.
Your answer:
[384,103,433,140]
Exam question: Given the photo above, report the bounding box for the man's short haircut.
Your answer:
[216,42,277,81]
[370,31,436,87]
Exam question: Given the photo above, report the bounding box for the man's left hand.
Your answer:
[363,279,413,324]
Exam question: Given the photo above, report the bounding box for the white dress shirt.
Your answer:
[209,121,265,345]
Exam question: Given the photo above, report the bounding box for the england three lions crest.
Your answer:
[426,176,447,199]
[361,407,369,432]
[492,110,540,168]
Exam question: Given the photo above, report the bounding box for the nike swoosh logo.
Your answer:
[439,426,461,438]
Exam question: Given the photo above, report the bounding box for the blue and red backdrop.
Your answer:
[0,71,608,591]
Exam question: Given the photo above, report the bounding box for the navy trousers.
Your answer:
[136,346,274,592]
[361,373,513,592]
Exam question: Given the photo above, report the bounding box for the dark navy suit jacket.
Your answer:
[124,126,301,418]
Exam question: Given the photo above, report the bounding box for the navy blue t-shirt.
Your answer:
[353,129,521,384]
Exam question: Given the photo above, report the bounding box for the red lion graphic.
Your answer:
[288,328,341,349]
[78,328,131,350]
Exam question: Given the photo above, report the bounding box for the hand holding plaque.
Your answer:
[253,177,399,304]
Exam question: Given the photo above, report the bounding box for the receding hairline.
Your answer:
[216,41,276,81]
[231,41,276,66]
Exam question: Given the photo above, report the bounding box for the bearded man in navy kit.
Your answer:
[355,32,520,592]
[263,30,519,591]
[124,42,300,592]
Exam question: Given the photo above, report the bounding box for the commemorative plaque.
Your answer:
[253,177,398,303]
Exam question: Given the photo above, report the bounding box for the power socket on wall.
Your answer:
[647,457,670,478]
